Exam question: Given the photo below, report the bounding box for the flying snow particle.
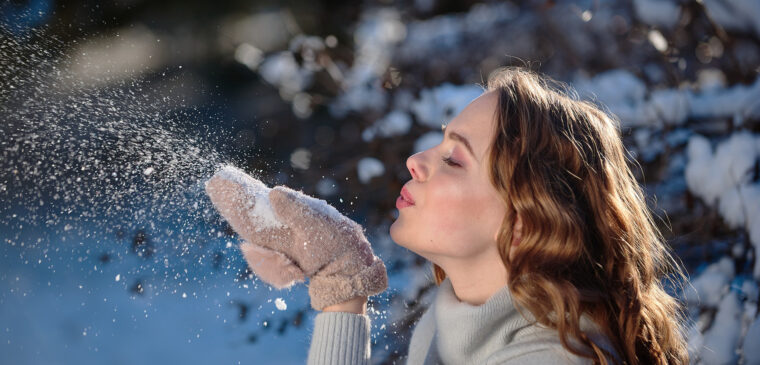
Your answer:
[316,177,338,197]
[275,297,287,311]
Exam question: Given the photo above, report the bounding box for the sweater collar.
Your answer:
[432,277,533,364]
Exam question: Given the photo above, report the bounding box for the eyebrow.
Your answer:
[442,124,477,161]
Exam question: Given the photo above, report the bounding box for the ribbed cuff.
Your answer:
[307,312,371,365]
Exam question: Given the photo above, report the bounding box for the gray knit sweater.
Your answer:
[307,277,619,364]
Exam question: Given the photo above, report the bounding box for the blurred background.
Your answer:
[1,0,759,363]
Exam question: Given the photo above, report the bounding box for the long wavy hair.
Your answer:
[431,67,689,364]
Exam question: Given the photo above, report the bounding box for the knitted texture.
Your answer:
[205,166,388,310]
[308,312,371,365]
[308,277,620,364]
[406,277,620,364]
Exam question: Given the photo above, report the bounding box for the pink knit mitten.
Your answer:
[205,166,388,310]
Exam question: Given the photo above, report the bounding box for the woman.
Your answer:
[205,67,689,364]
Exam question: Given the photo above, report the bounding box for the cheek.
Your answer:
[420,181,494,245]
[389,180,469,248]
[390,176,506,257]
[440,185,506,242]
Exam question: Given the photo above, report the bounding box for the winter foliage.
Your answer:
[1,0,760,364]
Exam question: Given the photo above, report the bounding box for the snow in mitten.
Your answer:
[205,165,388,310]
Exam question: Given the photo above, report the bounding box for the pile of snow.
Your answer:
[258,51,313,99]
[410,83,483,129]
[685,256,759,364]
[362,110,412,142]
[574,70,760,128]
[395,2,518,62]
[328,8,406,117]
[632,0,760,39]
[209,165,351,228]
[358,81,481,158]
[684,257,734,308]
[208,165,284,229]
[745,316,760,363]
[688,76,760,126]
[256,35,330,118]
[574,70,654,127]
[700,291,743,364]
[685,133,760,278]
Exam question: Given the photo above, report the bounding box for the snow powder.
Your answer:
[210,165,284,229]
[275,297,287,311]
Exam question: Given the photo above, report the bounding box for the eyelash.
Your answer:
[442,155,460,167]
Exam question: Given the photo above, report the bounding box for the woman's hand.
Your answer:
[205,166,388,311]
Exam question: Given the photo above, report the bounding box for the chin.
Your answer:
[389,221,410,249]
[389,220,401,243]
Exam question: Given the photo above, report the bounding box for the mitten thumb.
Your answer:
[239,240,306,289]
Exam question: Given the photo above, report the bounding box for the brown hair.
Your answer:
[431,67,689,364]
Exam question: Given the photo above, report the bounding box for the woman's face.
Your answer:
[390,91,508,264]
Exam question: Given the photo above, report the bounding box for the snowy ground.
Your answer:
[0,210,309,364]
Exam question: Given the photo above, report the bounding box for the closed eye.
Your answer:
[442,155,460,167]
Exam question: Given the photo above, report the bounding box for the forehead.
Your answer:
[445,90,498,161]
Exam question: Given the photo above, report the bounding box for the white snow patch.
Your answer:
[209,165,284,229]
[328,8,406,117]
[575,71,760,128]
[743,315,760,364]
[649,89,689,125]
[684,257,733,308]
[633,0,681,28]
[574,70,655,127]
[413,131,444,154]
[291,188,348,225]
[410,83,483,129]
[684,133,760,278]
[396,2,518,62]
[700,292,742,364]
[258,52,313,98]
[357,157,385,184]
[362,110,412,142]
[688,76,760,125]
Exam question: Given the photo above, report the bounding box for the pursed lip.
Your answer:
[400,186,415,205]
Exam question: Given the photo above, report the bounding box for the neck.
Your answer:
[437,249,509,306]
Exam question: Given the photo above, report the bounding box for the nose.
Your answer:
[406,152,427,181]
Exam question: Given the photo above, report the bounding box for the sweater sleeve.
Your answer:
[307,311,372,365]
